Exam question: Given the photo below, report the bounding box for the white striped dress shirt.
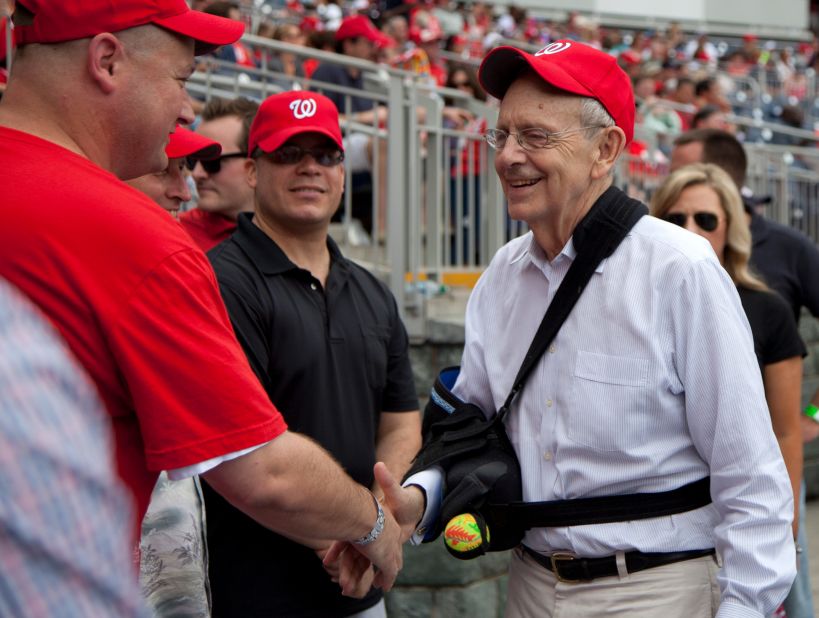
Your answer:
[410,215,795,618]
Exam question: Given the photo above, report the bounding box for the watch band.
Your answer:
[353,493,385,546]
[804,403,819,423]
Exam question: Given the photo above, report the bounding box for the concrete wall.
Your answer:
[389,310,819,616]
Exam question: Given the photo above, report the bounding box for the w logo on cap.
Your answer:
[290,98,318,119]
[534,42,572,56]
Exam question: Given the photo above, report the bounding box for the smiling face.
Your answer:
[493,74,603,230]
[116,26,196,179]
[127,157,191,218]
[249,132,345,232]
[665,183,727,263]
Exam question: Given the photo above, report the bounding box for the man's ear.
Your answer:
[245,157,258,189]
[591,125,626,180]
[86,33,125,95]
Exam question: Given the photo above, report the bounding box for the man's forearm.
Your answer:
[374,411,421,500]
[203,431,379,542]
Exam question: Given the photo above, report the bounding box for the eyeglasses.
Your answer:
[265,144,345,167]
[664,212,721,232]
[484,126,605,151]
[187,152,247,175]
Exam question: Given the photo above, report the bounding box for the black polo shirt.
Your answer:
[203,213,418,618]
[749,212,819,323]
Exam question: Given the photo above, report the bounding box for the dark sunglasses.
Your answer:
[266,144,345,167]
[664,212,721,232]
[186,152,247,174]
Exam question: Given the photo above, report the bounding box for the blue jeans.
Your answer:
[783,482,815,618]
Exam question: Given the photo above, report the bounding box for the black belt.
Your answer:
[521,545,715,583]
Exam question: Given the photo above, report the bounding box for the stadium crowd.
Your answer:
[2,2,819,618]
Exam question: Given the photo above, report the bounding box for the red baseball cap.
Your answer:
[335,15,389,46]
[13,0,245,55]
[479,40,635,145]
[165,126,221,159]
[248,91,344,155]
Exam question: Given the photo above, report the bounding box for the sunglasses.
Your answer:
[664,212,721,232]
[187,152,247,175]
[265,144,345,167]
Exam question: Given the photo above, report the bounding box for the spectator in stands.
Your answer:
[685,32,717,62]
[0,278,149,618]
[669,128,819,618]
[183,97,259,251]
[742,33,761,64]
[127,126,220,219]
[266,22,308,89]
[651,162,805,542]
[695,77,731,113]
[206,90,421,618]
[668,76,696,130]
[691,104,731,131]
[384,15,411,54]
[0,0,404,593]
[408,10,447,86]
[204,1,256,68]
[444,64,487,264]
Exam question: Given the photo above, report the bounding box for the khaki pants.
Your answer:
[505,546,721,618]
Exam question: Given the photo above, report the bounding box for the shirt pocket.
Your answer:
[362,325,391,391]
[567,350,650,452]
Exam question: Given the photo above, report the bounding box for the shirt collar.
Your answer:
[233,213,345,276]
[509,186,624,274]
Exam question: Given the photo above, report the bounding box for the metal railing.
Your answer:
[188,36,819,336]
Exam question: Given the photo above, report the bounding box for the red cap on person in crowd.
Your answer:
[742,33,758,42]
[166,126,221,160]
[247,91,344,155]
[335,14,390,47]
[478,40,635,145]
[13,0,245,55]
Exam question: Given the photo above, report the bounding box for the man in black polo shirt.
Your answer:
[206,91,421,617]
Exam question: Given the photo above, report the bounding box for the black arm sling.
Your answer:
[405,187,711,558]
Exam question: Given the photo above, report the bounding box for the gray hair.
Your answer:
[580,97,615,131]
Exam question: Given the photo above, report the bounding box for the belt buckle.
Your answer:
[549,552,581,583]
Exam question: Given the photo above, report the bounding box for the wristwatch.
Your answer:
[353,493,385,546]
[804,404,819,423]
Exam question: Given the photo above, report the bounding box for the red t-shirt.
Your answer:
[0,127,286,523]
[180,208,237,252]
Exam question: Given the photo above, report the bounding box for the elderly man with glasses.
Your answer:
[376,41,796,618]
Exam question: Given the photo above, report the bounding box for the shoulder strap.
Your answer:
[497,188,647,421]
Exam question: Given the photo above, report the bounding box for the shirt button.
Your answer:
[310,283,318,290]
[543,451,552,461]
[546,399,553,407]
[549,345,557,354]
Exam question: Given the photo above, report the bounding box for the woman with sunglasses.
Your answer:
[651,163,806,541]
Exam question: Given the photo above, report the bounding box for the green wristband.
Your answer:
[805,404,819,421]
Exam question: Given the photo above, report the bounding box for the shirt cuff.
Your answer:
[166,441,271,480]
[403,466,444,545]
[714,601,764,618]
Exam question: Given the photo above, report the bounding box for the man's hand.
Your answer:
[324,489,403,595]
[800,415,819,443]
[373,461,426,543]
[442,106,475,129]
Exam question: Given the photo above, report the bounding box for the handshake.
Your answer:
[319,462,426,598]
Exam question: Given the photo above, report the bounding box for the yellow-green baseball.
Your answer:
[444,513,489,553]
